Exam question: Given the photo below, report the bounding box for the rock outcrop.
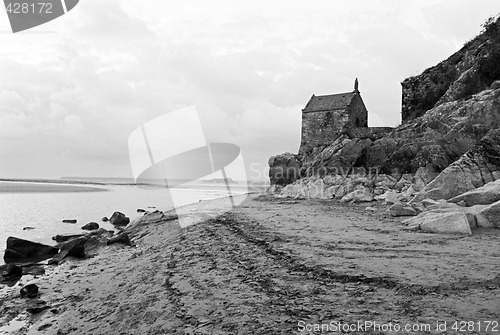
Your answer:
[401,15,500,122]
[410,128,500,203]
[268,153,302,186]
[448,179,500,206]
[3,237,58,263]
[270,85,500,193]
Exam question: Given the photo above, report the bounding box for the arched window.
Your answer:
[355,117,360,127]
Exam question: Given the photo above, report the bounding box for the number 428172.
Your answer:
[5,2,53,14]
[452,321,499,332]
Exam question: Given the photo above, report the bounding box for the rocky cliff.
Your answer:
[401,15,500,122]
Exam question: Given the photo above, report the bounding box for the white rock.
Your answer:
[448,179,500,206]
[405,211,472,235]
[340,186,374,203]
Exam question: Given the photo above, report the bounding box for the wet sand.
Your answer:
[0,195,499,334]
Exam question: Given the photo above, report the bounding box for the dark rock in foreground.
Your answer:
[110,211,130,226]
[0,264,22,277]
[52,233,86,243]
[4,237,58,263]
[106,232,131,246]
[21,264,45,276]
[81,222,99,231]
[62,219,77,224]
[102,216,109,222]
[268,153,302,186]
[20,283,39,298]
[52,236,89,263]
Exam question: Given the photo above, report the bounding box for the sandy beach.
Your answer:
[1,195,499,334]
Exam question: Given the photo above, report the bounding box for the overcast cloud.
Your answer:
[1,0,499,179]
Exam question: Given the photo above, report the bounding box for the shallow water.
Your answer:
[0,182,238,262]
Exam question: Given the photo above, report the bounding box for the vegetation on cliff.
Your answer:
[401,14,500,122]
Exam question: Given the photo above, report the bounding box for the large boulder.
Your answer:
[52,236,90,263]
[3,237,58,263]
[388,202,418,217]
[403,211,472,235]
[411,128,500,203]
[448,179,500,206]
[110,211,130,226]
[472,200,500,228]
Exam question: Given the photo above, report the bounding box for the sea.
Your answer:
[0,179,264,264]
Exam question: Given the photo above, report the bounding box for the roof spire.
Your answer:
[354,78,359,93]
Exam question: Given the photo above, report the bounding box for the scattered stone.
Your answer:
[3,237,58,263]
[340,187,374,203]
[21,264,45,276]
[102,217,109,222]
[27,304,50,314]
[81,222,99,231]
[62,219,77,224]
[52,234,86,243]
[384,191,399,204]
[388,203,418,217]
[107,232,132,246]
[87,228,114,237]
[20,283,39,298]
[137,208,146,213]
[22,227,35,230]
[110,212,130,226]
[37,323,53,330]
[53,236,90,262]
[457,200,467,207]
[365,206,376,212]
[0,264,22,278]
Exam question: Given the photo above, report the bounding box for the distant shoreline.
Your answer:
[0,181,108,193]
[0,178,269,193]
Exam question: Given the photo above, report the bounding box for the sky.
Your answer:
[1,0,500,180]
